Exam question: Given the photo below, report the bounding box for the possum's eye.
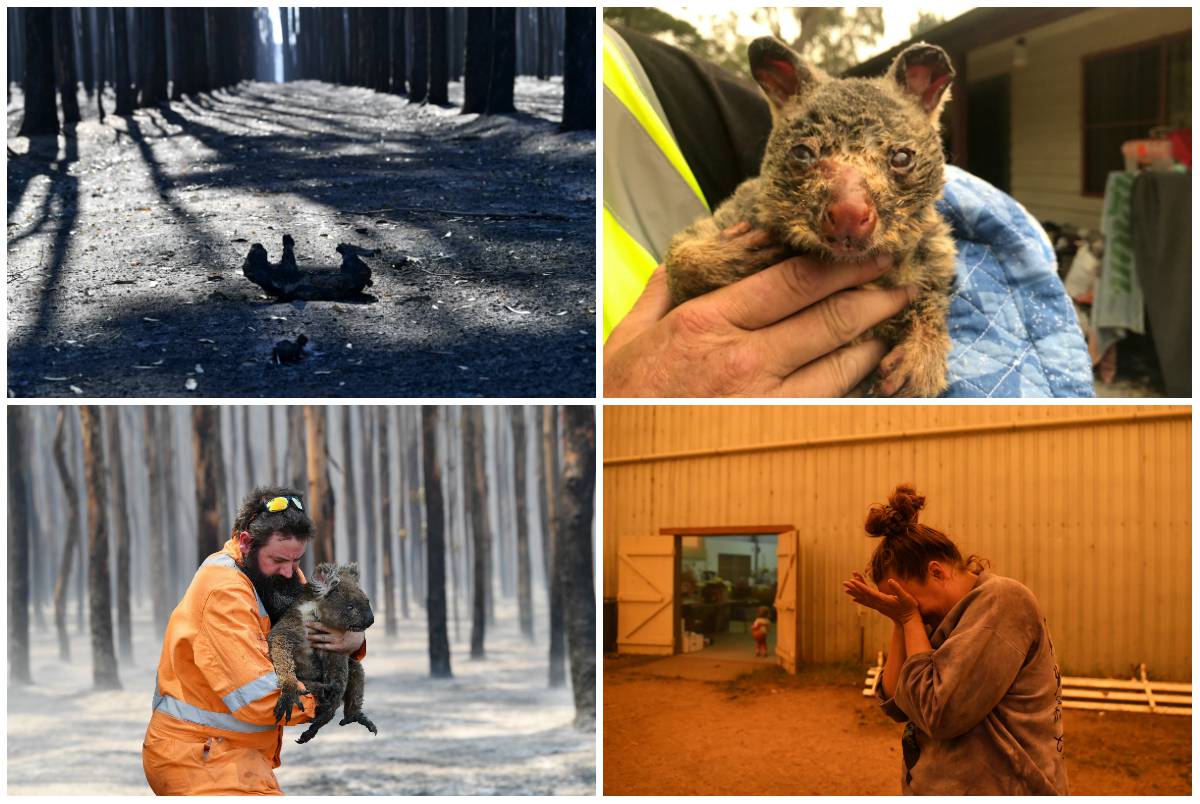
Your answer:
[890,148,915,172]
[791,143,818,168]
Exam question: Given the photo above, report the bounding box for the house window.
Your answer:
[1082,33,1191,195]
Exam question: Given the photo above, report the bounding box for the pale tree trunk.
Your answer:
[511,406,534,640]
[242,406,256,486]
[9,407,34,684]
[52,408,83,662]
[304,406,335,566]
[144,407,169,636]
[157,407,181,596]
[80,406,122,690]
[341,407,359,564]
[422,407,452,678]
[105,407,133,661]
[559,406,595,727]
[543,405,566,687]
[377,406,398,636]
[466,407,490,659]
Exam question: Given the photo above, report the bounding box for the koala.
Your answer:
[268,562,378,744]
[664,38,958,397]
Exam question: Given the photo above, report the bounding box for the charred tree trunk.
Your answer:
[157,408,182,598]
[369,9,390,92]
[422,407,452,678]
[112,8,134,116]
[18,9,58,138]
[168,9,182,101]
[279,7,291,82]
[390,9,407,95]
[561,9,595,132]
[342,407,359,565]
[466,407,490,658]
[80,7,94,97]
[486,9,516,114]
[53,8,81,125]
[409,8,429,104]
[511,408,534,640]
[52,408,82,661]
[544,406,566,686]
[8,407,34,684]
[286,406,308,495]
[137,7,167,107]
[536,8,550,81]
[406,408,426,604]
[304,406,336,566]
[242,406,256,486]
[81,407,122,689]
[193,407,226,565]
[95,8,108,122]
[359,408,377,580]
[105,408,133,662]
[462,9,491,114]
[378,407,398,635]
[559,407,595,726]
[144,408,169,636]
[428,7,448,105]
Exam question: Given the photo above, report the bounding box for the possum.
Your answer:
[268,562,378,743]
[664,38,958,397]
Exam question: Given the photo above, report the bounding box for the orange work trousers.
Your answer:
[142,711,283,796]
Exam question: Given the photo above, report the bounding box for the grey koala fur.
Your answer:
[268,561,378,744]
[664,38,958,397]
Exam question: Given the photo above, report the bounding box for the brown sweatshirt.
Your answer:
[876,571,1069,795]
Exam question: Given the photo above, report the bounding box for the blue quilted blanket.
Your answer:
[938,165,1095,397]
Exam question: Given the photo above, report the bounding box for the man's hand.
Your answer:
[842,572,921,625]
[604,226,915,397]
[305,621,365,655]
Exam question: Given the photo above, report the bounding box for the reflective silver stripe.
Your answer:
[199,552,268,618]
[604,23,675,143]
[222,671,280,713]
[152,688,275,734]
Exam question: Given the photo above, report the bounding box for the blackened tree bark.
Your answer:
[486,9,516,114]
[18,8,58,137]
[168,9,182,101]
[462,10,492,114]
[80,7,94,97]
[466,407,490,658]
[409,8,429,103]
[450,9,465,81]
[193,407,226,565]
[304,406,336,566]
[369,9,390,92]
[536,8,550,80]
[378,407,398,635]
[422,407,452,678]
[95,8,109,122]
[8,408,34,684]
[561,9,595,132]
[137,7,167,107]
[511,407,534,640]
[341,407,359,565]
[53,8,81,125]
[144,408,169,636]
[542,405,566,687]
[559,406,595,726]
[428,7,449,105]
[286,406,307,496]
[52,408,82,661]
[105,408,133,662]
[279,7,291,82]
[81,406,122,690]
[390,9,407,95]
[112,9,134,116]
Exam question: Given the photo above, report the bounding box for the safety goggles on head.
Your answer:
[263,495,304,514]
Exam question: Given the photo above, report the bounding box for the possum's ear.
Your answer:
[887,43,955,118]
[748,37,825,112]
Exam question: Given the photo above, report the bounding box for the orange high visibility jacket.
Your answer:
[142,538,366,795]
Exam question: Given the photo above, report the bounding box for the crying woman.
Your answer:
[841,484,1069,795]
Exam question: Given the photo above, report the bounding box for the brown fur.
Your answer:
[664,39,958,396]
[268,562,377,743]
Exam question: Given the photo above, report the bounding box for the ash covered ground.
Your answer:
[7,78,595,398]
[8,601,594,795]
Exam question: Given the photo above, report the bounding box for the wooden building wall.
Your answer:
[604,405,1191,680]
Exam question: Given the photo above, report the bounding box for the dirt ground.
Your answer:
[7,78,595,397]
[603,656,1191,795]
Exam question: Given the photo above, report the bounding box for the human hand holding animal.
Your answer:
[604,223,915,397]
[305,620,365,655]
[842,571,921,625]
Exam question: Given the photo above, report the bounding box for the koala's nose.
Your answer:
[822,197,877,242]
[364,612,375,628]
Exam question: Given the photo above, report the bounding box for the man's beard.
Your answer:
[240,545,306,625]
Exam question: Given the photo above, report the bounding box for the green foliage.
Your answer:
[910,11,946,39]
[602,8,719,63]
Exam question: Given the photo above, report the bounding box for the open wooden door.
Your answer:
[616,535,674,655]
[774,530,799,673]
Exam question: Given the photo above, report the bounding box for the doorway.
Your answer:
[967,75,1012,193]
[677,534,779,662]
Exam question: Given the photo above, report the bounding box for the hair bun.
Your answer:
[864,483,926,538]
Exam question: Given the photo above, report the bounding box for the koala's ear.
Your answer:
[748,37,824,111]
[314,562,337,582]
[887,43,955,118]
[344,562,361,582]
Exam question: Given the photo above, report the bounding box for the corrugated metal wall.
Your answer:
[604,405,1191,680]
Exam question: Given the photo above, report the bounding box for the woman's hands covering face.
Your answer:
[842,571,921,625]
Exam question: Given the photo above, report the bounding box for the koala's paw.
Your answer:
[339,711,378,735]
[273,684,306,725]
[295,724,320,744]
[873,343,948,398]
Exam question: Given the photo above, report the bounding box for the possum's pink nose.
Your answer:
[822,197,877,242]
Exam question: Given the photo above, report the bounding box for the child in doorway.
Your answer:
[751,606,771,657]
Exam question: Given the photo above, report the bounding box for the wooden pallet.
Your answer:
[862,651,883,697]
